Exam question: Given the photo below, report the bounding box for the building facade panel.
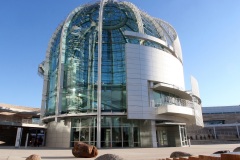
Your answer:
[126,43,186,120]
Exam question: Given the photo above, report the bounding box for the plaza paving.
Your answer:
[0,144,240,160]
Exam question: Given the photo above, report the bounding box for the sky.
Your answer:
[0,0,240,108]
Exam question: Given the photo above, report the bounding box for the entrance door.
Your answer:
[101,128,111,147]
[179,125,188,146]
[156,129,168,147]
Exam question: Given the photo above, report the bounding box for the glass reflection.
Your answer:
[71,116,140,147]
[58,2,139,114]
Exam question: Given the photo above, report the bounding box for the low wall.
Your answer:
[159,153,240,160]
[190,140,240,145]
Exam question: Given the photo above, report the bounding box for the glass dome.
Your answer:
[43,0,181,116]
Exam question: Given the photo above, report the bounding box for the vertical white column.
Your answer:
[25,133,29,148]
[121,125,123,147]
[150,120,157,148]
[89,126,91,144]
[41,25,62,122]
[184,126,188,145]
[56,28,66,122]
[236,125,239,139]
[213,127,217,139]
[15,127,23,148]
[179,125,182,147]
[97,0,107,149]
[55,63,64,122]
[40,69,48,121]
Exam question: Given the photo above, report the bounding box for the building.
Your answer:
[38,0,203,148]
[0,103,45,147]
[187,105,240,144]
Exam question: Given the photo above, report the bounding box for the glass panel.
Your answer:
[80,128,89,142]
[71,116,140,148]
[133,127,140,147]
[122,117,131,127]
[112,127,122,147]
[90,127,97,146]
[112,117,121,127]
[72,118,80,128]
[32,118,40,124]
[179,125,187,146]
[152,90,193,108]
[141,13,161,39]
[101,117,111,127]
[56,1,143,115]
[45,26,62,116]
[143,40,164,51]
[89,117,97,127]
[101,127,111,147]
[72,128,80,142]
[123,127,131,147]
[61,3,136,114]
[81,117,91,127]
[61,4,99,114]
[156,128,168,147]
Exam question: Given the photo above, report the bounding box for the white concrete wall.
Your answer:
[156,105,194,116]
[126,43,185,119]
[46,119,71,148]
[194,103,204,127]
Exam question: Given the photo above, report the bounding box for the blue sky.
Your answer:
[0,0,239,108]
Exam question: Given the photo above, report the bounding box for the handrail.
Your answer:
[154,96,193,108]
[0,117,40,125]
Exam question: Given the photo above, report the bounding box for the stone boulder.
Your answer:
[95,154,124,160]
[25,154,41,160]
[170,151,192,158]
[213,150,230,154]
[72,141,98,158]
[233,147,240,152]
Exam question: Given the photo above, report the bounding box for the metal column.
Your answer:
[97,0,107,149]
[179,125,183,146]
[213,127,217,139]
[236,125,240,139]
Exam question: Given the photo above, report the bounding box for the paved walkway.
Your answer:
[0,144,240,160]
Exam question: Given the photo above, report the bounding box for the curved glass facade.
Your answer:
[45,26,63,116]
[40,0,202,149]
[58,2,139,114]
[43,1,181,116]
[141,13,162,39]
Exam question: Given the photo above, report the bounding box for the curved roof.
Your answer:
[51,0,183,62]
[0,103,40,113]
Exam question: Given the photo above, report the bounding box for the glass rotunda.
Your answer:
[39,0,203,148]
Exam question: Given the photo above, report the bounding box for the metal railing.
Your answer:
[154,96,193,108]
[0,117,40,125]
[22,119,40,124]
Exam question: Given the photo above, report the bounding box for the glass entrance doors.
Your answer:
[179,125,188,146]
[71,116,140,147]
[156,129,168,147]
[101,128,111,147]
[156,124,188,147]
